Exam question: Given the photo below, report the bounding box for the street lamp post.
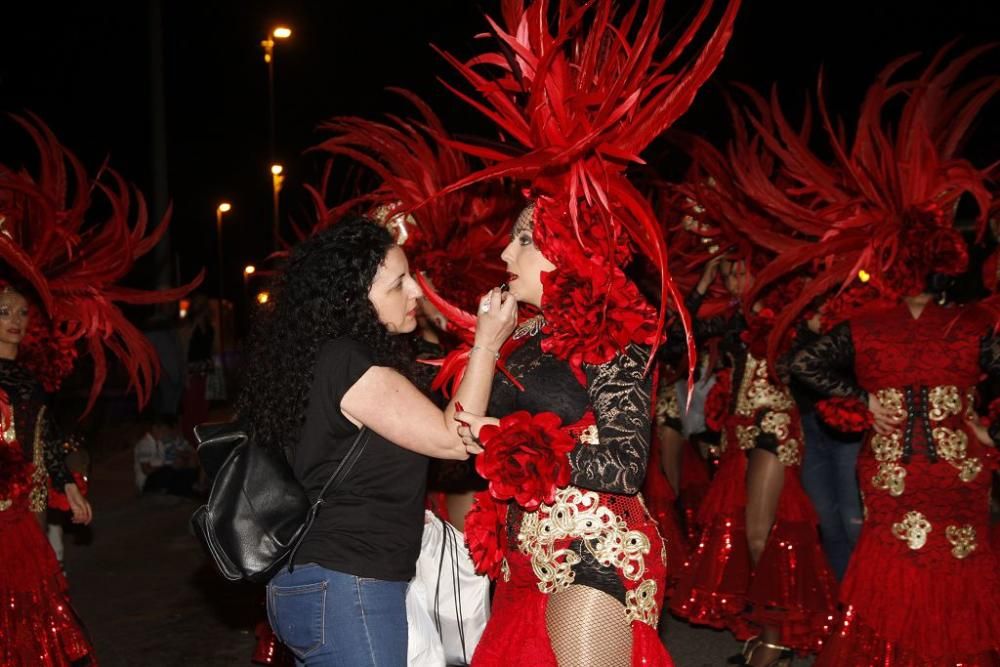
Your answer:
[261,26,291,251]
[216,202,232,374]
[270,164,284,249]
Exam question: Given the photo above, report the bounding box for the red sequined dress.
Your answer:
[669,295,838,653]
[470,322,673,666]
[0,358,95,666]
[792,301,1000,666]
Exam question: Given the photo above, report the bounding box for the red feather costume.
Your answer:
[665,120,838,654]
[734,48,1000,666]
[432,1,740,664]
[0,115,201,667]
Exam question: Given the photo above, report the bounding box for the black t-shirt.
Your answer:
[291,336,428,581]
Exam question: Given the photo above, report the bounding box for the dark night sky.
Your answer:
[1,0,998,304]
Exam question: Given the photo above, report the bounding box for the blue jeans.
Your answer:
[267,564,409,666]
[799,412,864,580]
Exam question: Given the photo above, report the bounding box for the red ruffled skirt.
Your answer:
[669,447,837,652]
[0,508,96,666]
[472,488,673,667]
[642,437,689,595]
[815,448,1000,666]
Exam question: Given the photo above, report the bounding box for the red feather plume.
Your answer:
[431,0,741,377]
[0,114,203,413]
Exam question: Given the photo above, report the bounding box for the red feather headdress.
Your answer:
[307,89,519,312]
[0,114,203,413]
[432,0,741,373]
[730,46,1000,363]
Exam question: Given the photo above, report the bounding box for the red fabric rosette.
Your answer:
[703,369,732,433]
[463,490,509,578]
[47,471,88,512]
[540,265,658,369]
[815,396,873,433]
[476,411,576,511]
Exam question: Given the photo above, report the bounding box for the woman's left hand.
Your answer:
[64,483,93,525]
[454,411,499,455]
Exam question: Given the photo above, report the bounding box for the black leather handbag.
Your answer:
[190,422,369,583]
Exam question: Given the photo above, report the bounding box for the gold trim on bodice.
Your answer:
[516,485,662,627]
[869,385,984,497]
[28,407,48,513]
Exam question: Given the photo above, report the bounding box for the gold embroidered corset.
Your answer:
[866,384,987,497]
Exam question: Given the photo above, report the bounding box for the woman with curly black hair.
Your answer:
[239,217,516,667]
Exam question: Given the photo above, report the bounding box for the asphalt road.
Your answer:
[63,447,812,666]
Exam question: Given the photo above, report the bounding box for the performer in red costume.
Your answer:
[432,1,741,664]
[0,115,200,667]
[744,48,1000,667]
[664,111,837,666]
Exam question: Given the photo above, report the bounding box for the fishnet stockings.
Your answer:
[545,585,632,667]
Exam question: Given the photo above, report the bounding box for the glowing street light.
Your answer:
[257,291,270,305]
[262,25,292,252]
[216,202,234,369]
[270,164,285,249]
[244,265,256,276]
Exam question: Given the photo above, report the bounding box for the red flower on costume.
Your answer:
[703,369,732,433]
[47,472,88,512]
[540,265,658,368]
[815,396,874,433]
[476,411,576,511]
[463,491,508,578]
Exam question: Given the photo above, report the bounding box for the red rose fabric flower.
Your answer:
[540,266,658,368]
[476,411,576,511]
[463,491,508,578]
[524,195,657,369]
[815,397,873,433]
[703,369,732,433]
[47,471,88,512]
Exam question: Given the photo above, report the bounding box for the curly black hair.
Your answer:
[237,217,413,455]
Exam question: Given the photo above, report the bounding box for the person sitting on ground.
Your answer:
[134,414,198,496]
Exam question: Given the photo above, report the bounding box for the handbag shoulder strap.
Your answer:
[286,426,371,570]
[315,426,370,504]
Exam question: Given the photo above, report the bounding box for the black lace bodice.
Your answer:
[488,331,653,494]
[0,358,73,489]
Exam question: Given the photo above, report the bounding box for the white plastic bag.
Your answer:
[407,511,490,666]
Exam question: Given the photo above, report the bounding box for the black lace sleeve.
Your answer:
[41,404,75,490]
[981,333,1000,443]
[661,290,733,363]
[571,344,653,495]
[789,323,866,401]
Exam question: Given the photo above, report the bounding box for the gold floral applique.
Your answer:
[892,511,931,550]
[933,427,982,483]
[759,410,801,466]
[517,487,652,603]
[945,524,977,560]
[624,579,659,627]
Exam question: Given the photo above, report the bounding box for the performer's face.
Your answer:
[369,246,423,334]
[500,210,555,309]
[0,291,29,347]
[720,259,752,297]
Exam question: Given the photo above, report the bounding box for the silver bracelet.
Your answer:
[470,345,500,360]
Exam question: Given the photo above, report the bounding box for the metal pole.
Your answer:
[216,209,226,373]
